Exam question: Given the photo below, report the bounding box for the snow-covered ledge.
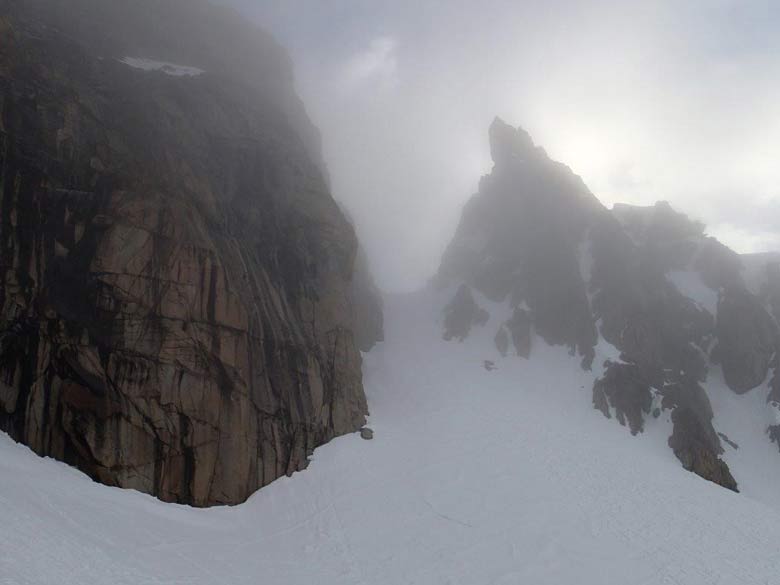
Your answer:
[119,57,204,77]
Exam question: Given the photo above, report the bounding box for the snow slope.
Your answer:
[3,290,780,585]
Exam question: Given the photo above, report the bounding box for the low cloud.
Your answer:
[339,36,399,93]
[232,0,780,291]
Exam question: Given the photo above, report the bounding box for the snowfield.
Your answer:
[3,290,780,585]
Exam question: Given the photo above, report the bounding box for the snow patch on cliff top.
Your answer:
[119,57,204,77]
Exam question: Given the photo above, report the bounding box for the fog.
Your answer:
[225,0,780,292]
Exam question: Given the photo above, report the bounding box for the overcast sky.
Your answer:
[226,0,780,292]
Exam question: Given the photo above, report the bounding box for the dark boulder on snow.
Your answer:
[668,407,738,492]
[660,379,737,490]
[666,389,738,492]
[442,285,489,342]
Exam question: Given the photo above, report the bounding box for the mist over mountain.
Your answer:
[438,118,780,490]
[1,1,780,584]
[240,0,780,292]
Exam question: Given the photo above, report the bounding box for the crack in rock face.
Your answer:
[0,1,382,507]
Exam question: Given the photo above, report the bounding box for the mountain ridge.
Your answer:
[437,117,780,490]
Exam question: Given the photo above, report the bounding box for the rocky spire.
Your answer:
[488,117,536,166]
[439,119,602,368]
[436,117,780,491]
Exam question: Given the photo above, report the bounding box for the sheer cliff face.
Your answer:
[0,2,380,506]
[438,118,780,490]
[438,120,602,368]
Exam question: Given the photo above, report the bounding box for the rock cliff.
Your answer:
[438,118,779,490]
[0,0,381,506]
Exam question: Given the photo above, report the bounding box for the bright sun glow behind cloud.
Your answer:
[241,0,780,290]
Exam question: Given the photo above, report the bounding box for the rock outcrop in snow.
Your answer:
[437,118,780,490]
[442,285,489,342]
[0,0,382,506]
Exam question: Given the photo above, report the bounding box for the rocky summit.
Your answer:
[0,0,382,506]
[437,117,780,490]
